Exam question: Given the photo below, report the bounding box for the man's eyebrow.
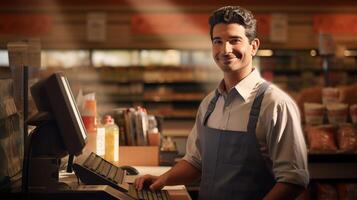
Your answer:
[229,36,242,39]
[212,36,221,40]
[212,36,243,40]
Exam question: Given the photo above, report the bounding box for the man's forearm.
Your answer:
[161,160,201,186]
[263,182,304,200]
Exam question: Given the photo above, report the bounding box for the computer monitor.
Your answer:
[30,72,87,156]
[25,72,87,191]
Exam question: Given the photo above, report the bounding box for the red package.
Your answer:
[306,125,338,152]
[317,183,338,200]
[337,124,357,152]
[337,183,357,200]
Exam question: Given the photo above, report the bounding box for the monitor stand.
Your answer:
[66,154,74,173]
[27,112,69,192]
[28,157,70,191]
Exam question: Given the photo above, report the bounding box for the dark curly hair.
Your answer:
[209,6,257,43]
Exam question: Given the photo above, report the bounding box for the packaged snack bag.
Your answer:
[304,103,325,125]
[306,125,337,152]
[322,87,340,104]
[326,103,348,125]
[317,183,338,200]
[350,104,357,124]
[337,123,356,152]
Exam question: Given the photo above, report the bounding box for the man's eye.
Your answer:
[230,39,240,44]
[213,39,222,44]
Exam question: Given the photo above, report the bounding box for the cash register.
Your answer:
[24,72,171,200]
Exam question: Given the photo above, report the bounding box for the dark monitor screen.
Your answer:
[30,72,87,156]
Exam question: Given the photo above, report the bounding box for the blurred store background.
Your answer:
[0,1,357,199]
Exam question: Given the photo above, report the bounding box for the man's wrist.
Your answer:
[158,173,170,186]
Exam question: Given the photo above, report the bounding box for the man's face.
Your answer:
[211,23,259,73]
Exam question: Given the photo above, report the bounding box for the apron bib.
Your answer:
[198,82,275,200]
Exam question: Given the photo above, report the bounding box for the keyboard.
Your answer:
[73,152,129,192]
[73,152,170,200]
[129,184,170,200]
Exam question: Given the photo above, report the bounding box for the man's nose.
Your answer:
[223,42,233,53]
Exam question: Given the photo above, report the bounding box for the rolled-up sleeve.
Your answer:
[267,100,309,188]
[182,116,202,170]
[181,95,210,171]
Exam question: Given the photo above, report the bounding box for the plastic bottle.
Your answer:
[81,94,97,132]
[96,119,105,157]
[102,115,119,162]
[84,116,98,154]
[147,115,160,146]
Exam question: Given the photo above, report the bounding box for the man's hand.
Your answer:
[134,174,167,191]
[134,160,201,191]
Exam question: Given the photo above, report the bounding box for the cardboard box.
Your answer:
[114,146,159,166]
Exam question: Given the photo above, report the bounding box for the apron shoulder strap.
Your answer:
[247,82,270,133]
[203,90,220,125]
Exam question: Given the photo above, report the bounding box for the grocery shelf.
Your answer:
[308,151,357,163]
[309,162,357,179]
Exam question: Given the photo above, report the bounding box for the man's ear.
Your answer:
[251,38,260,56]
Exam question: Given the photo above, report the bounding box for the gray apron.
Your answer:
[198,82,275,200]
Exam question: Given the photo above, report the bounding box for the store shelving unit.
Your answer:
[58,66,221,144]
[259,50,357,93]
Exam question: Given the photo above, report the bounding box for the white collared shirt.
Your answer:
[183,69,309,187]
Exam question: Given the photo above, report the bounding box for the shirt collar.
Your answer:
[217,68,263,102]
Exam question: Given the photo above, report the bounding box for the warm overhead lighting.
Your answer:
[344,50,351,56]
[343,50,357,56]
[256,49,273,57]
[310,49,317,57]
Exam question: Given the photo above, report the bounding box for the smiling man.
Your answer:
[134,6,309,200]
